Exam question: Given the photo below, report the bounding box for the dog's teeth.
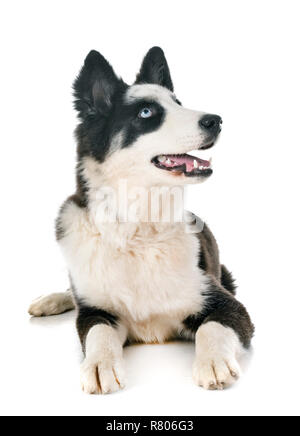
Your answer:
[193,159,198,168]
[209,157,212,166]
[166,158,172,165]
[158,155,166,163]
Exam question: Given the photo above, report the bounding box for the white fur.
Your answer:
[59,195,208,343]
[81,324,127,394]
[193,321,243,390]
[28,289,75,316]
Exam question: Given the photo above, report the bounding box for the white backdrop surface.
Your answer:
[0,0,299,416]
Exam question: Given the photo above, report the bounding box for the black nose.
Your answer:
[199,114,222,134]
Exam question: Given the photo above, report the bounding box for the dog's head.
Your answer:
[74,47,222,187]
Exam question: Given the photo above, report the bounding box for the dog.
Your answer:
[29,47,254,394]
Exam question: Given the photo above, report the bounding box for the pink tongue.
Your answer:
[166,155,210,172]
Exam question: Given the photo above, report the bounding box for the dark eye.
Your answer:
[138,108,153,119]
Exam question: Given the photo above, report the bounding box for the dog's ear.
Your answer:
[73,50,123,120]
[135,47,174,91]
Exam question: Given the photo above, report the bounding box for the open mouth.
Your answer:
[151,153,213,177]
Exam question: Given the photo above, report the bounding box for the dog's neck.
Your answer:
[88,182,186,226]
[81,156,187,230]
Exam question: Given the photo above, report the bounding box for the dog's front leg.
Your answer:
[77,305,127,395]
[184,280,254,390]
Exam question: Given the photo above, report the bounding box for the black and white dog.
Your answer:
[29,47,254,394]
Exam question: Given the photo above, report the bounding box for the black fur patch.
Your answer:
[73,50,125,120]
[55,214,65,241]
[75,96,166,162]
[74,87,126,163]
[76,302,119,354]
[196,223,221,279]
[183,281,254,348]
[135,47,174,91]
[221,265,237,295]
[115,99,166,149]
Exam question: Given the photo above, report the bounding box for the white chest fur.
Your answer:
[59,202,207,343]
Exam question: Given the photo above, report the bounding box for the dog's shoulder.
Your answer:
[193,217,221,281]
[192,217,236,294]
[55,193,90,242]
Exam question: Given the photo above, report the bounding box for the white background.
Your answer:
[0,0,299,417]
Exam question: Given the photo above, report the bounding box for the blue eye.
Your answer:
[138,108,153,119]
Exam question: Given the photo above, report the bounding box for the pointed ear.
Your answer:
[73,50,123,119]
[135,47,174,91]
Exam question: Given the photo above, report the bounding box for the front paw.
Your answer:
[193,355,241,390]
[80,358,126,395]
[192,322,243,390]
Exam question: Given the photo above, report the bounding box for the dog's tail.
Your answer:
[221,265,237,295]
